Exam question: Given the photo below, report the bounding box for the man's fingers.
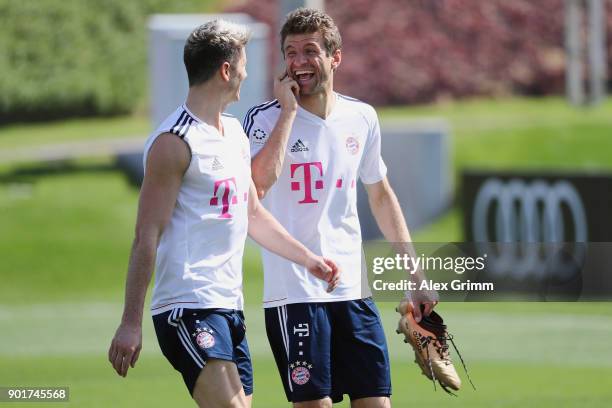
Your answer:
[327,261,340,285]
[121,355,132,377]
[325,271,340,292]
[283,78,299,95]
[323,259,340,282]
[290,82,300,95]
[277,71,288,81]
[108,342,117,364]
[324,259,339,273]
[109,343,122,368]
[113,352,124,376]
[423,303,433,317]
[120,351,133,377]
[326,279,338,292]
[328,274,340,292]
[329,267,340,284]
[423,299,439,316]
[410,301,422,323]
[130,348,141,368]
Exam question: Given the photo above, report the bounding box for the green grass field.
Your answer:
[1,97,611,406]
[2,300,611,407]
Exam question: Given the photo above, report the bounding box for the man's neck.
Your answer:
[299,88,336,120]
[184,84,228,133]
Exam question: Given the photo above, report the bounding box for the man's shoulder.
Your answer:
[221,113,243,130]
[151,105,225,143]
[243,99,281,131]
[153,106,193,136]
[143,130,191,174]
[144,106,192,155]
[246,99,281,113]
[336,93,378,123]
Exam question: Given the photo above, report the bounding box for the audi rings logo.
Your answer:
[472,179,587,281]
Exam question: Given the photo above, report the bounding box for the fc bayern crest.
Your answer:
[291,366,311,385]
[346,136,360,155]
[195,331,215,349]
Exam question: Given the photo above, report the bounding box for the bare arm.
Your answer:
[365,177,438,320]
[108,133,189,377]
[250,74,299,199]
[247,181,340,291]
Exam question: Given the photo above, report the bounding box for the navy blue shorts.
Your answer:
[265,298,391,403]
[152,307,253,396]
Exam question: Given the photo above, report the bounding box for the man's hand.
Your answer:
[403,290,439,323]
[108,323,142,377]
[304,255,341,293]
[274,72,299,112]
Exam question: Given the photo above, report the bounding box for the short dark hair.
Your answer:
[183,20,250,86]
[280,8,342,56]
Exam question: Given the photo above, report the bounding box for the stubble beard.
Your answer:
[298,72,330,97]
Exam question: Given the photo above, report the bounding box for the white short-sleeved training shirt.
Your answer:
[243,94,387,307]
[144,105,252,315]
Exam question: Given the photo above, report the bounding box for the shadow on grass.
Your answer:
[0,160,128,185]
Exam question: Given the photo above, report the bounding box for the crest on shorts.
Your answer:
[290,361,313,385]
[194,327,215,349]
[345,136,360,155]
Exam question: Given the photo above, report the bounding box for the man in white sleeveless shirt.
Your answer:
[244,9,437,407]
[108,20,339,408]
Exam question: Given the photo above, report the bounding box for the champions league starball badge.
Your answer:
[194,327,215,349]
[290,361,313,385]
[252,128,267,144]
[345,136,360,155]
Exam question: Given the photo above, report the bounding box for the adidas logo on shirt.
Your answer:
[290,139,309,152]
[212,156,224,170]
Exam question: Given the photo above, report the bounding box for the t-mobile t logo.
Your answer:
[210,177,238,218]
[290,162,324,204]
[293,323,310,337]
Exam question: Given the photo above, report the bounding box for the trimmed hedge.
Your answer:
[0,0,216,124]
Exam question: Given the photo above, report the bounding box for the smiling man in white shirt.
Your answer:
[243,8,437,408]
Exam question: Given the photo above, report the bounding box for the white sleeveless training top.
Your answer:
[144,105,252,315]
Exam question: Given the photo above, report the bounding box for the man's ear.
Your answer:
[220,61,231,82]
[331,49,342,72]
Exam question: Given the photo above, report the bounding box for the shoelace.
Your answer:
[419,333,476,395]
